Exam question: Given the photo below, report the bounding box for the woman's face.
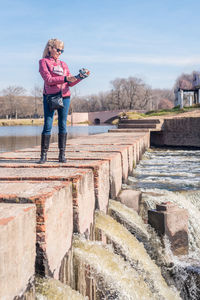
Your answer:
[49,43,64,60]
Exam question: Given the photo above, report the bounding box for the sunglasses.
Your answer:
[55,48,64,54]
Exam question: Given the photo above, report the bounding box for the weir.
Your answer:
[126,148,200,299]
[0,126,197,299]
[73,236,154,300]
[95,211,180,300]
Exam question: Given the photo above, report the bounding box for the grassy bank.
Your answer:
[0,118,62,126]
[124,105,200,119]
[0,118,85,126]
[143,104,200,117]
[0,119,44,126]
[111,105,200,124]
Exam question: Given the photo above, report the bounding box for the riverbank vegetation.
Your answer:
[1,105,199,126]
[0,77,174,119]
[0,71,198,120]
[110,104,200,124]
[0,119,44,126]
[133,104,200,117]
[144,104,200,116]
[0,118,73,126]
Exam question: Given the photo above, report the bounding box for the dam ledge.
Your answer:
[0,122,193,300]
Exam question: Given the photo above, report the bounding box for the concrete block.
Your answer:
[148,202,189,255]
[97,136,139,164]
[0,203,36,300]
[133,140,140,164]
[0,152,122,199]
[15,144,129,184]
[0,181,73,278]
[117,189,142,213]
[63,145,128,183]
[63,151,123,201]
[0,159,110,213]
[65,141,135,176]
[51,131,149,168]
[66,132,148,167]
[0,167,96,234]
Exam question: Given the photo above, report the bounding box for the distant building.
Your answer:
[174,72,200,107]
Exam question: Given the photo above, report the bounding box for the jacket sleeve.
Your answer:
[39,59,65,85]
[64,62,82,87]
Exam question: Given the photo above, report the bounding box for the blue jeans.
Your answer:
[42,95,70,135]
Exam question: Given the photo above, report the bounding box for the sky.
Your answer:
[1,0,200,97]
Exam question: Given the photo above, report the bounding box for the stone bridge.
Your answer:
[68,110,145,125]
[88,110,124,124]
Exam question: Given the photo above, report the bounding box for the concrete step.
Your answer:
[118,124,157,129]
[119,119,160,124]
[109,129,150,132]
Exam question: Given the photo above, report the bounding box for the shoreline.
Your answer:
[0,119,88,126]
[0,119,45,126]
[1,108,200,127]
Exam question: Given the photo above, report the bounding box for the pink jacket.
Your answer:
[39,56,81,97]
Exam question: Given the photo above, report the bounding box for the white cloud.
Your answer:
[66,53,200,67]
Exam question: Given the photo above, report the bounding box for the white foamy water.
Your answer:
[95,211,181,300]
[128,149,200,191]
[124,148,200,299]
[35,276,87,300]
[73,235,155,300]
[126,149,200,251]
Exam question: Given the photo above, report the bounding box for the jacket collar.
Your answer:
[46,56,60,63]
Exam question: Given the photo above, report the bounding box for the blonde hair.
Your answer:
[42,38,64,58]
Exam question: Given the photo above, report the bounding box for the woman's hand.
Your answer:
[66,76,77,82]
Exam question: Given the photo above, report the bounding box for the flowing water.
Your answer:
[123,148,200,299]
[95,211,180,300]
[35,276,88,300]
[126,149,200,252]
[73,235,155,300]
[108,199,150,242]
[108,199,167,270]
[127,149,200,191]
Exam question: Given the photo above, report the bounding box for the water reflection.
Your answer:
[0,125,116,153]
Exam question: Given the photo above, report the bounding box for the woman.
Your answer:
[39,38,90,163]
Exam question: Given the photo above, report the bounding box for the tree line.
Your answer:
[71,77,174,113]
[1,72,194,119]
[0,86,43,119]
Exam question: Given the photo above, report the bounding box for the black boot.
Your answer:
[58,133,67,163]
[38,134,51,164]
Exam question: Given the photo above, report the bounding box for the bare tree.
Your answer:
[2,86,26,118]
[31,85,43,117]
[174,72,194,90]
[122,77,143,109]
[151,88,174,110]
[139,86,152,110]
[110,78,126,110]
[109,77,152,110]
[70,96,90,112]
[158,98,174,110]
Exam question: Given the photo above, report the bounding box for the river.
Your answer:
[0,125,116,153]
[127,148,200,191]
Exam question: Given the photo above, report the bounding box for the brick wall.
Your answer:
[151,117,200,148]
